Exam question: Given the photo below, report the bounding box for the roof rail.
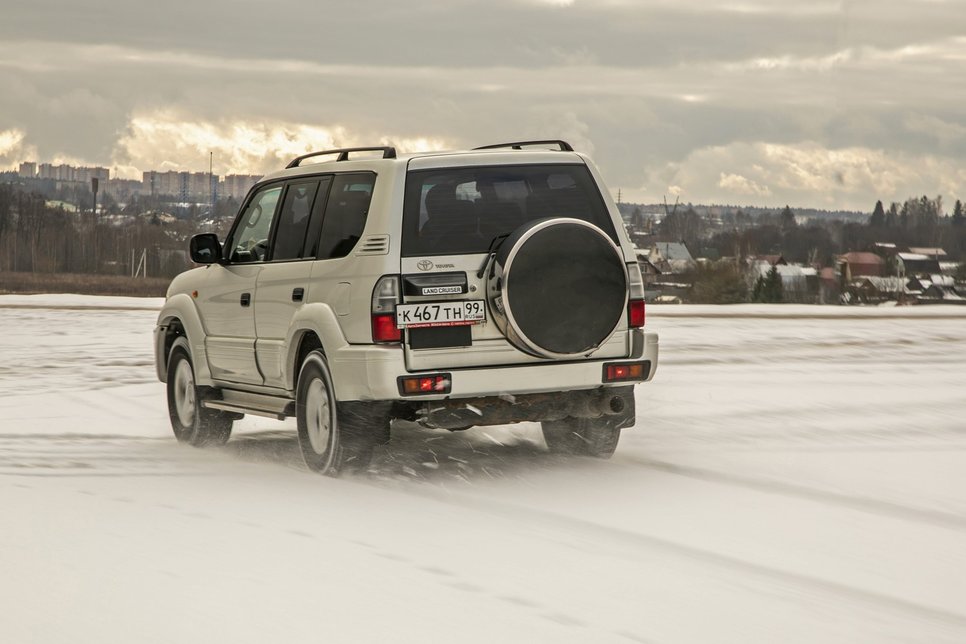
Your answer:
[285,146,397,169]
[473,140,575,152]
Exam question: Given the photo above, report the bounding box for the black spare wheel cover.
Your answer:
[492,217,627,358]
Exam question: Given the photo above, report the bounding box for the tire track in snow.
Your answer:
[0,434,222,477]
[383,481,966,631]
[623,456,966,531]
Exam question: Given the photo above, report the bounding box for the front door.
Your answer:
[197,263,262,384]
[198,184,283,385]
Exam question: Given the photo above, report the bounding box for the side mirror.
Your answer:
[190,233,222,264]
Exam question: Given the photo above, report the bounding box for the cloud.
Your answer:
[110,112,450,178]
[639,141,966,210]
[3,2,966,212]
[718,172,771,197]
[904,114,966,145]
[0,128,37,170]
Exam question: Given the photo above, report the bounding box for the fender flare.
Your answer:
[156,293,214,387]
[283,302,350,394]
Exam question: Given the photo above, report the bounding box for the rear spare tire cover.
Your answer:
[489,217,627,358]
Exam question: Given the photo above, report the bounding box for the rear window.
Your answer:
[401,164,616,257]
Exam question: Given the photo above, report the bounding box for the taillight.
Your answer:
[628,299,646,327]
[371,275,401,343]
[603,361,650,382]
[626,262,646,328]
[372,313,401,343]
[397,374,452,396]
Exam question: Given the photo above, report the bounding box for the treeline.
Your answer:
[656,196,966,265]
[0,184,199,278]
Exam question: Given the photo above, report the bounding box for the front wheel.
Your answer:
[541,416,622,458]
[296,350,379,476]
[166,338,233,447]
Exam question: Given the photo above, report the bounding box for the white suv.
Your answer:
[154,140,659,475]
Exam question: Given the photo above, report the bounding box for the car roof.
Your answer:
[259,147,586,184]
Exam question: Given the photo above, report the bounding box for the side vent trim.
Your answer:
[356,234,390,256]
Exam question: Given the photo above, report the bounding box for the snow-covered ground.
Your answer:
[2,295,965,643]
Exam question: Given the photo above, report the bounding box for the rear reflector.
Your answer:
[603,361,650,383]
[628,299,646,328]
[372,313,401,343]
[398,374,452,396]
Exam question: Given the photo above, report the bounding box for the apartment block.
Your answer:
[222,174,261,200]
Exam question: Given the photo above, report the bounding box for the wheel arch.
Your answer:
[284,303,350,394]
[155,293,213,386]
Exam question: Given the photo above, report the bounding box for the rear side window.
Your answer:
[401,164,616,257]
[315,173,375,260]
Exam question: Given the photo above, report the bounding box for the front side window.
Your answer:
[227,186,282,262]
[401,164,616,257]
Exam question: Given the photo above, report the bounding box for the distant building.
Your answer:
[755,254,787,267]
[753,261,819,303]
[907,247,947,260]
[13,160,263,204]
[853,276,908,303]
[838,252,885,280]
[646,242,695,275]
[896,252,942,277]
[222,174,261,200]
[36,163,108,184]
[870,242,900,261]
[819,267,840,304]
[142,170,219,201]
[103,178,144,200]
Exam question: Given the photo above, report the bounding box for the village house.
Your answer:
[851,276,909,303]
[838,252,885,281]
[751,260,820,303]
[896,252,942,278]
[638,242,694,302]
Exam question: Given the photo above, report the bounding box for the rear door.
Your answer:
[399,161,630,371]
[253,172,376,388]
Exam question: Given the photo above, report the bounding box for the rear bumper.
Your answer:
[329,330,658,402]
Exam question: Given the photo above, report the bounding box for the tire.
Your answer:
[166,337,233,447]
[541,416,622,459]
[296,350,378,476]
[488,218,627,358]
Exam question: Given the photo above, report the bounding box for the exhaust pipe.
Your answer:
[606,395,625,415]
[573,392,626,418]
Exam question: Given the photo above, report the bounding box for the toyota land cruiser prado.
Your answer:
[154,140,659,475]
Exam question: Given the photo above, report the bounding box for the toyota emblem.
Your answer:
[417,260,434,271]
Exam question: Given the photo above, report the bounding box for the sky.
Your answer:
[1,0,964,211]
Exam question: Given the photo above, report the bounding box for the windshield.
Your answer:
[401,164,617,257]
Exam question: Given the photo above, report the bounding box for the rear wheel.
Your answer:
[541,416,621,458]
[166,338,233,447]
[296,350,379,476]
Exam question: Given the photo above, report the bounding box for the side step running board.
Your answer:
[202,391,296,421]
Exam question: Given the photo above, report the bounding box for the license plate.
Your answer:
[396,301,486,328]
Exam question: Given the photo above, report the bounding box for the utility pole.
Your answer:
[91,177,99,274]
[209,151,214,219]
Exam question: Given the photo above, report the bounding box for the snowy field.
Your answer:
[2,294,965,643]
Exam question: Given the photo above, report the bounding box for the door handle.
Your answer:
[240,292,251,307]
[292,287,305,302]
